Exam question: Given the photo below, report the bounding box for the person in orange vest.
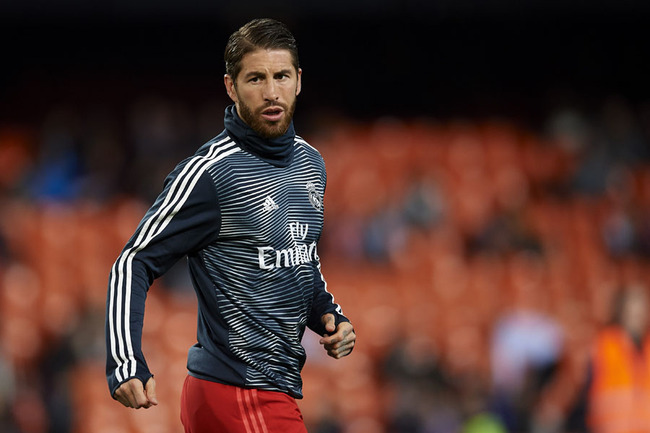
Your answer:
[586,285,650,433]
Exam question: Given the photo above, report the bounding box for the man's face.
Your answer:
[224,48,302,139]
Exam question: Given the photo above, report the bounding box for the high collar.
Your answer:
[223,105,295,168]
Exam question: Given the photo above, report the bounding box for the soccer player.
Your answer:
[105,18,355,432]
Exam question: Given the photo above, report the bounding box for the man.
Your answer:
[105,18,355,432]
[585,285,650,433]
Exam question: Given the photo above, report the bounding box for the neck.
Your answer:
[224,105,295,168]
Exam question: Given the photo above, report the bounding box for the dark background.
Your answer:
[2,0,650,131]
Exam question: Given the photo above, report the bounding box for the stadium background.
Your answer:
[1,1,650,432]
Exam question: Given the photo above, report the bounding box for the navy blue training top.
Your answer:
[106,106,349,399]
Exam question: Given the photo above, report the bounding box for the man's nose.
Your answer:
[262,81,279,101]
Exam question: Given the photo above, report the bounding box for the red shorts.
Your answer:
[180,375,307,433]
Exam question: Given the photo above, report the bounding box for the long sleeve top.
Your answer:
[106,105,349,399]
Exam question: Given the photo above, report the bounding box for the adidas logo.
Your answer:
[263,195,279,212]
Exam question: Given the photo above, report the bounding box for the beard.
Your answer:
[237,97,297,139]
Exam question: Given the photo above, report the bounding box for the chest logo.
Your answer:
[306,182,322,211]
[263,195,279,212]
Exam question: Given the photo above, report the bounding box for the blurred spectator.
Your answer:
[37,336,75,433]
[382,331,462,433]
[457,370,507,433]
[76,108,127,201]
[579,285,650,433]
[26,107,84,202]
[401,172,447,231]
[0,128,34,197]
[564,98,650,197]
[467,208,542,256]
[598,97,648,165]
[601,167,637,258]
[0,349,17,433]
[490,270,564,432]
[602,206,636,258]
[363,201,408,263]
[125,96,194,201]
[634,206,650,258]
[571,138,611,196]
[546,108,591,156]
[382,332,448,395]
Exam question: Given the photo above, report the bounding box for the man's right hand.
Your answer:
[114,377,158,409]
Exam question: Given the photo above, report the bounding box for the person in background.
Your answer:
[586,285,650,433]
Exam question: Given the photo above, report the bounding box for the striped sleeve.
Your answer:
[105,138,238,396]
[307,250,350,336]
[305,154,350,336]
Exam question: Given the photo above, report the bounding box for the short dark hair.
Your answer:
[224,18,299,80]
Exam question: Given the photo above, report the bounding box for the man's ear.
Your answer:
[295,68,302,96]
[224,74,238,103]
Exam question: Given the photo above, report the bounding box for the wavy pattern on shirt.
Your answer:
[106,131,347,399]
[199,138,329,396]
[106,137,239,385]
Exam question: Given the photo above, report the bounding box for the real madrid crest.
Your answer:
[306,182,322,211]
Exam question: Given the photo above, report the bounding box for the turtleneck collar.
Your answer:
[223,104,295,168]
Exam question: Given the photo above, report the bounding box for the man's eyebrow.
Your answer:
[243,71,265,79]
[242,68,294,80]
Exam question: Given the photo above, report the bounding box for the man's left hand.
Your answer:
[319,314,356,359]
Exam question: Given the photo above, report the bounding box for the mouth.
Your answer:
[260,106,284,122]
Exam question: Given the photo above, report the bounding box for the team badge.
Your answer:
[306,182,322,211]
